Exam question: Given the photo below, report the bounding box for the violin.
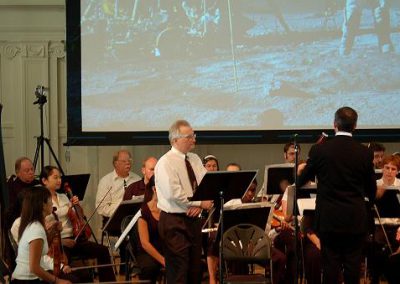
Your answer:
[48,207,68,276]
[64,182,91,242]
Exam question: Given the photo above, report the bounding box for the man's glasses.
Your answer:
[177,133,197,140]
[117,158,133,164]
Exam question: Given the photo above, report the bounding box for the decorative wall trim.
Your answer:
[49,41,65,58]
[3,44,21,59]
[26,43,46,58]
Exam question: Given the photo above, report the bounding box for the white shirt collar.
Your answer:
[171,146,186,159]
[335,131,352,137]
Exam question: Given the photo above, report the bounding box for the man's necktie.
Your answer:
[185,155,198,192]
[123,179,127,190]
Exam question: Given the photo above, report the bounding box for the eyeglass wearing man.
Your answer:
[155,120,213,284]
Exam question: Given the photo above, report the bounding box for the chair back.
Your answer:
[223,223,270,263]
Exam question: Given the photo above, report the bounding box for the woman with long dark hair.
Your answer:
[11,187,71,284]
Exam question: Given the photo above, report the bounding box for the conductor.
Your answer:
[298,106,377,284]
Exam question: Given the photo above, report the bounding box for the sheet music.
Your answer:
[114,209,141,250]
[297,198,316,216]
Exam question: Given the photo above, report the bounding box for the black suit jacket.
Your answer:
[298,135,376,235]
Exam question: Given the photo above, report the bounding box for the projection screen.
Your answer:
[66,0,400,145]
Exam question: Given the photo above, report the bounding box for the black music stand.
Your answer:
[192,170,258,284]
[102,199,142,273]
[103,199,143,234]
[374,188,400,218]
[60,174,90,200]
[264,163,295,196]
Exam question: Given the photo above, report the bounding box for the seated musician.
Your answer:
[123,156,157,200]
[202,155,220,284]
[7,157,40,207]
[40,166,116,282]
[272,161,321,284]
[134,175,165,283]
[11,187,72,284]
[387,226,400,283]
[370,155,400,284]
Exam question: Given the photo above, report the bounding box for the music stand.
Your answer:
[103,199,143,234]
[60,174,90,200]
[102,199,142,271]
[192,170,258,284]
[374,187,400,218]
[264,163,295,197]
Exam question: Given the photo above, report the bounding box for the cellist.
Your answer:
[40,166,116,282]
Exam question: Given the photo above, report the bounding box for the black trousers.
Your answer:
[320,232,365,284]
[158,211,202,284]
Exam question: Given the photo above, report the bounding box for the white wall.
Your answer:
[0,0,399,236]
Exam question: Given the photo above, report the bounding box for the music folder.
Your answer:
[191,170,258,203]
[60,174,90,200]
[102,198,143,234]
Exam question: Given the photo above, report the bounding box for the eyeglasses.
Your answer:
[177,133,197,140]
[117,158,133,164]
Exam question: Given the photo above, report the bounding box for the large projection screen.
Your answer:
[66,0,400,145]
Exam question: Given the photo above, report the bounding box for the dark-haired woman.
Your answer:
[135,175,165,283]
[40,166,115,282]
[11,187,71,284]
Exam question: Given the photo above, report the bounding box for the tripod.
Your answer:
[32,86,64,175]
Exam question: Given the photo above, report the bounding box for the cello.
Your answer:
[64,183,91,242]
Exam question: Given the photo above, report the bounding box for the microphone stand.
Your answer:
[293,134,300,284]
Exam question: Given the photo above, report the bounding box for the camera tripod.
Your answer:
[32,86,64,175]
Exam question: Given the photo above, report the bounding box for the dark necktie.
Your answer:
[123,179,127,190]
[185,155,198,192]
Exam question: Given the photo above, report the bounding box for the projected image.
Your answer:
[80,0,400,132]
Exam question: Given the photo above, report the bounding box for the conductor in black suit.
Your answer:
[298,106,377,284]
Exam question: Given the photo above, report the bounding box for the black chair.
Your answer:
[223,223,272,283]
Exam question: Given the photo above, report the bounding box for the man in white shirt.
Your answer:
[155,120,213,284]
[96,149,141,220]
[95,149,141,275]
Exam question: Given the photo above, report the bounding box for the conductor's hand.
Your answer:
[187,207,202,217]
[200,200,214,210]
